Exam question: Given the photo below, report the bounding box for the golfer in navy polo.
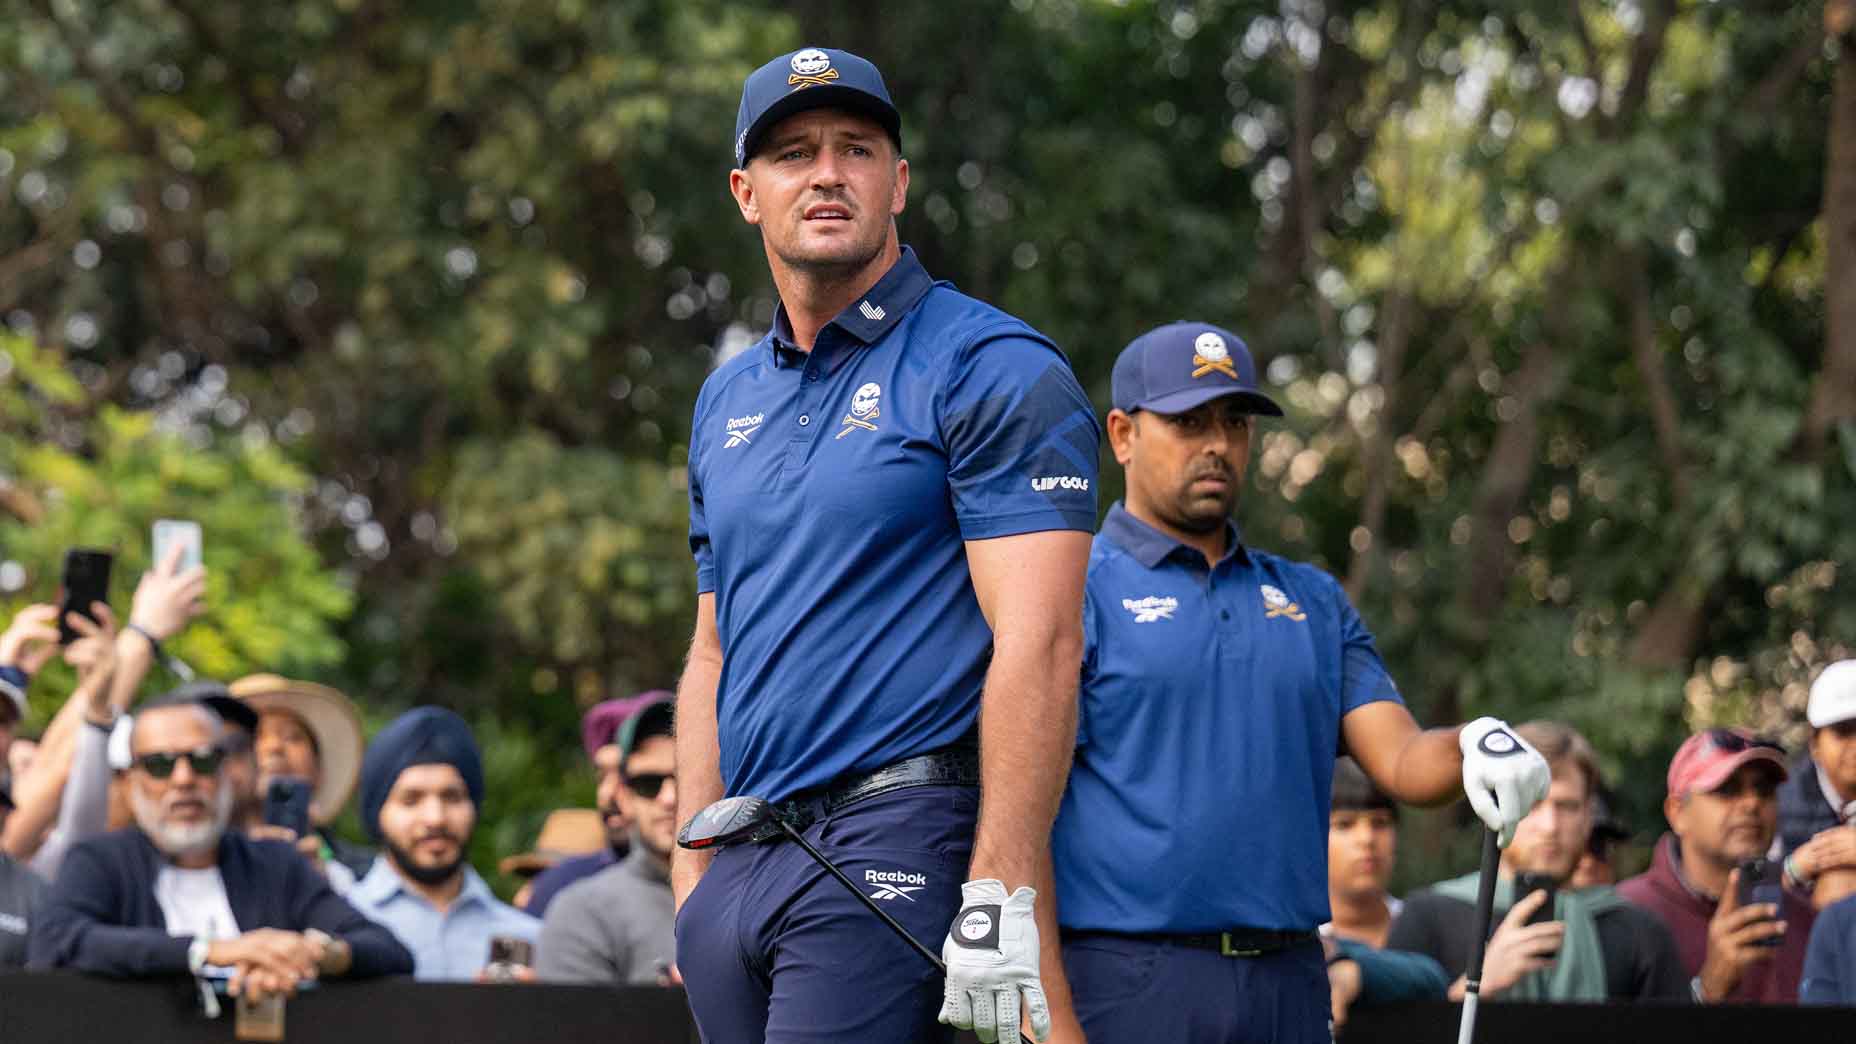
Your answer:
[671,47,1100,1044]
[1044,323,1551,1044]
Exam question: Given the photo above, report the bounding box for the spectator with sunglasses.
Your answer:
[538,695,677,985]
[26,695,412,997]
[1618,727,1817,1002]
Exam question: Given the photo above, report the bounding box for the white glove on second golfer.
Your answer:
[939,879,1048,1043]
[1459,716,1551,848]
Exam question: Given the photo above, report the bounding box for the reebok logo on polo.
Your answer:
[1121,595,1179,623]
[724,413,764,449]
[865,868,927,901]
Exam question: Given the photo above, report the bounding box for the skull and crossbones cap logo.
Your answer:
[733,47,902,168]
[1110,321,1284,418]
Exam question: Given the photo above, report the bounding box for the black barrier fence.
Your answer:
[0,973,1851,1042]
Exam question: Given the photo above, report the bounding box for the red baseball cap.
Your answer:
[1666,728,1788,797]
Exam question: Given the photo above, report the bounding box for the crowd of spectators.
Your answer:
[3,552,1856,1016]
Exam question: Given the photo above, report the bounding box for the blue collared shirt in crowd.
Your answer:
[348,856,539,981]
[686,246,1100,803]
[1052,502,1404,935]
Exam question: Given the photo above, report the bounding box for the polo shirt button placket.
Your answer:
[799,415,810,426]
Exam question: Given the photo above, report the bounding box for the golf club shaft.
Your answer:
[778,819,947,971]
[776,820,1037,1044]
[1456,827,1502,1044]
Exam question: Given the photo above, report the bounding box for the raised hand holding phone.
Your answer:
[57,549,114,645]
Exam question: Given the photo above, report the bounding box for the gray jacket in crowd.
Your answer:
[536,846,674,986]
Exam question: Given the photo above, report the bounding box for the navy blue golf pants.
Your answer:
[1063,933,1331,1044]
[676,785,978,1044]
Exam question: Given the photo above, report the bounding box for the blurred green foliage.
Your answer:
[2,0,1853,896]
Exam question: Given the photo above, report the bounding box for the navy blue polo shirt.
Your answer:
[1052,503,1403,934]
[687,248,1100,803]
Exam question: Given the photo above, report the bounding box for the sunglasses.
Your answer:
[624,772,672,799]
[132,747,225,779]
[1704,728,1785,755]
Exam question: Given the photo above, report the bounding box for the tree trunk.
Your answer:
[1798,20,1856,458]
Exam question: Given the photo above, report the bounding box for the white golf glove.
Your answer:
[1459,717,1551,847]
[939,879,1048,1043]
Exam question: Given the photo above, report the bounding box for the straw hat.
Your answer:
[229,674,365,826]
[499,808,607,877]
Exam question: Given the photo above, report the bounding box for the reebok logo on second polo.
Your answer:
[723,413,764,449]
[1122,595,1179,623]
[865,868,927,901]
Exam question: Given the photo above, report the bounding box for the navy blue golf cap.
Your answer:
[1111,321,1283,417]
[734,47,901,168]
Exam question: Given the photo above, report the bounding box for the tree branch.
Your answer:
[1625,249,1691,507]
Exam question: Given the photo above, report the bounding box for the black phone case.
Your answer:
[58,550,114,644]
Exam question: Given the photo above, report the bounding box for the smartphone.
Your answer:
[1736,857,1785,947]
[263,777,313,838]
[58,549,114,645]
[484,935,535,983]
[152,519,203,572]
[1513,871,1559,928]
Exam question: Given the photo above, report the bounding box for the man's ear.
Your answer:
[729,167,761,225]
[889,157,909,216]
[1106,409,1138,466]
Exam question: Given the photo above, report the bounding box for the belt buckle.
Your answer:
[1219,932,1262,958]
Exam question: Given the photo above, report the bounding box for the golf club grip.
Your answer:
[774,821,1035,1044]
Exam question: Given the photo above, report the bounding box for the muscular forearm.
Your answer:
[1381,726,1468,807]
[671,637,724,905]
[1033,857,1085,1039]
[968,627,1082,891]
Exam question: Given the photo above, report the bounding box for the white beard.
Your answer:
[132,783,233,859]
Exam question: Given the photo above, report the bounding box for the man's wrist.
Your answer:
[1784,851,1814,891]
[126,622,164,653]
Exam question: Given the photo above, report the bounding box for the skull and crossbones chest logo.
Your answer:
[837,382,882,439]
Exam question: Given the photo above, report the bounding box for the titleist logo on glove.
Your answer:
[952,904,1003,949]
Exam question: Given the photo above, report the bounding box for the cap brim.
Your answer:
[1685,748,1789,795]
[198,694,259,735]
[232,679,365,826]
[740,87,901,166]
[1136,386,1283,418]
[498,853,556,878]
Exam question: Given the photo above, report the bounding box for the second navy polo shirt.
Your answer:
[1053,503,1404,934]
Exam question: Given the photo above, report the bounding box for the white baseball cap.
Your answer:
[1808,660,1856,728]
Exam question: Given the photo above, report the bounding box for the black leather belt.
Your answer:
[759,741,982,840]
[1063,928,1319,958]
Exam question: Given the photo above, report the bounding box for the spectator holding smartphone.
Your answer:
[1,597,121,955]
[1618,727,1817,1002]
[1390,721,1687,1002]
[3,546,206,880]
[26,695,411,998]
[230,674,371,885]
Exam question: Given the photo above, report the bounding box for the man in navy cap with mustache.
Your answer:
[1043,322,1550,1043]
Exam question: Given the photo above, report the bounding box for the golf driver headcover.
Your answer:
[939,879,1049,1043]
[1459,716,1551,847]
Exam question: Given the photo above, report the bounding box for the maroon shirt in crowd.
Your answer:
[1617,833,1815,1003]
